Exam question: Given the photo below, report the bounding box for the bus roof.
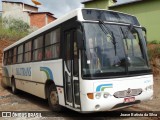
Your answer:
[4,8,138,51]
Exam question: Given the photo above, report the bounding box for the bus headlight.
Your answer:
[145,85,153,91]
[95,93,101,99]
[103,92,110,98]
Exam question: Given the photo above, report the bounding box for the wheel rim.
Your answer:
[50,91,58,105]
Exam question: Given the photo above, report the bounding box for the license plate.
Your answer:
[124,97,135,103]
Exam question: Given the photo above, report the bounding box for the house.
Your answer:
[81,0,160,41]
[81,0,117,9]
[2,0,56,29]
[27,12,56,29]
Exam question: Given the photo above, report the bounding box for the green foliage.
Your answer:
[3,17,30,33]
[0,17,30,41]
[148,40,160,44]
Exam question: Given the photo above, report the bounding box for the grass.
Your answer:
[148,40,160,44]
[0,28,29,41]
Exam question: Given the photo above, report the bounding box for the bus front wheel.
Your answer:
[48,84,61,111]
[11,78,17,94]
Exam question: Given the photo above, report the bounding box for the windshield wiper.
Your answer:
[98,20,112,35]
[98,20,117,55]
[120,25,137,67]
[123,24,135,38]
[120,27,129,51]
[98,20,108,34]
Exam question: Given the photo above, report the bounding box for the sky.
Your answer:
[0,0,136,18]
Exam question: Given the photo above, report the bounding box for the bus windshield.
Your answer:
[82,22,151,78]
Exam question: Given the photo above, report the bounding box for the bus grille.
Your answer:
[113,88,142,98]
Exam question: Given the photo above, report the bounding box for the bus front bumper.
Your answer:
[80,90,153,112]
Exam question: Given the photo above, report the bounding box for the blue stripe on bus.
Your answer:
[96,84,113,92]
[40,67,53,80]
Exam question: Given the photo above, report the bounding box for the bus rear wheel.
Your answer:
[48,84,61,111]
[11,78,17,94]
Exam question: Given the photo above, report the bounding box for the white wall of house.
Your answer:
[24,4,38,12]
[2,2,30,25]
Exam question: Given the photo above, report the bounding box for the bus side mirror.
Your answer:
[76,29,84,50]
[142,27,147,43]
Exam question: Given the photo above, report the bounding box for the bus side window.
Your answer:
[38,50,42,60]
[8,50,11,65]
[24,41,32,62]
[17,45,23,63]
[13,47,17,64]
[45,49,52,59]
[45,28,60,59]
[4,51,8,65]
[33,36,43,61]
[56,44,60,58]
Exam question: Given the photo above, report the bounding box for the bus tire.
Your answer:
[48,84,62,112]
[11,78,17,94]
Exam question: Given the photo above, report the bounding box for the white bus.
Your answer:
[2,8,153,112]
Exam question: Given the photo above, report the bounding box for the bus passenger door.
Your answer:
[63,30,80,109]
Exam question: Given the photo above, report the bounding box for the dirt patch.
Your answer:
[131,77,160,111]
[147,44,160,77]
[0,87,49,111]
